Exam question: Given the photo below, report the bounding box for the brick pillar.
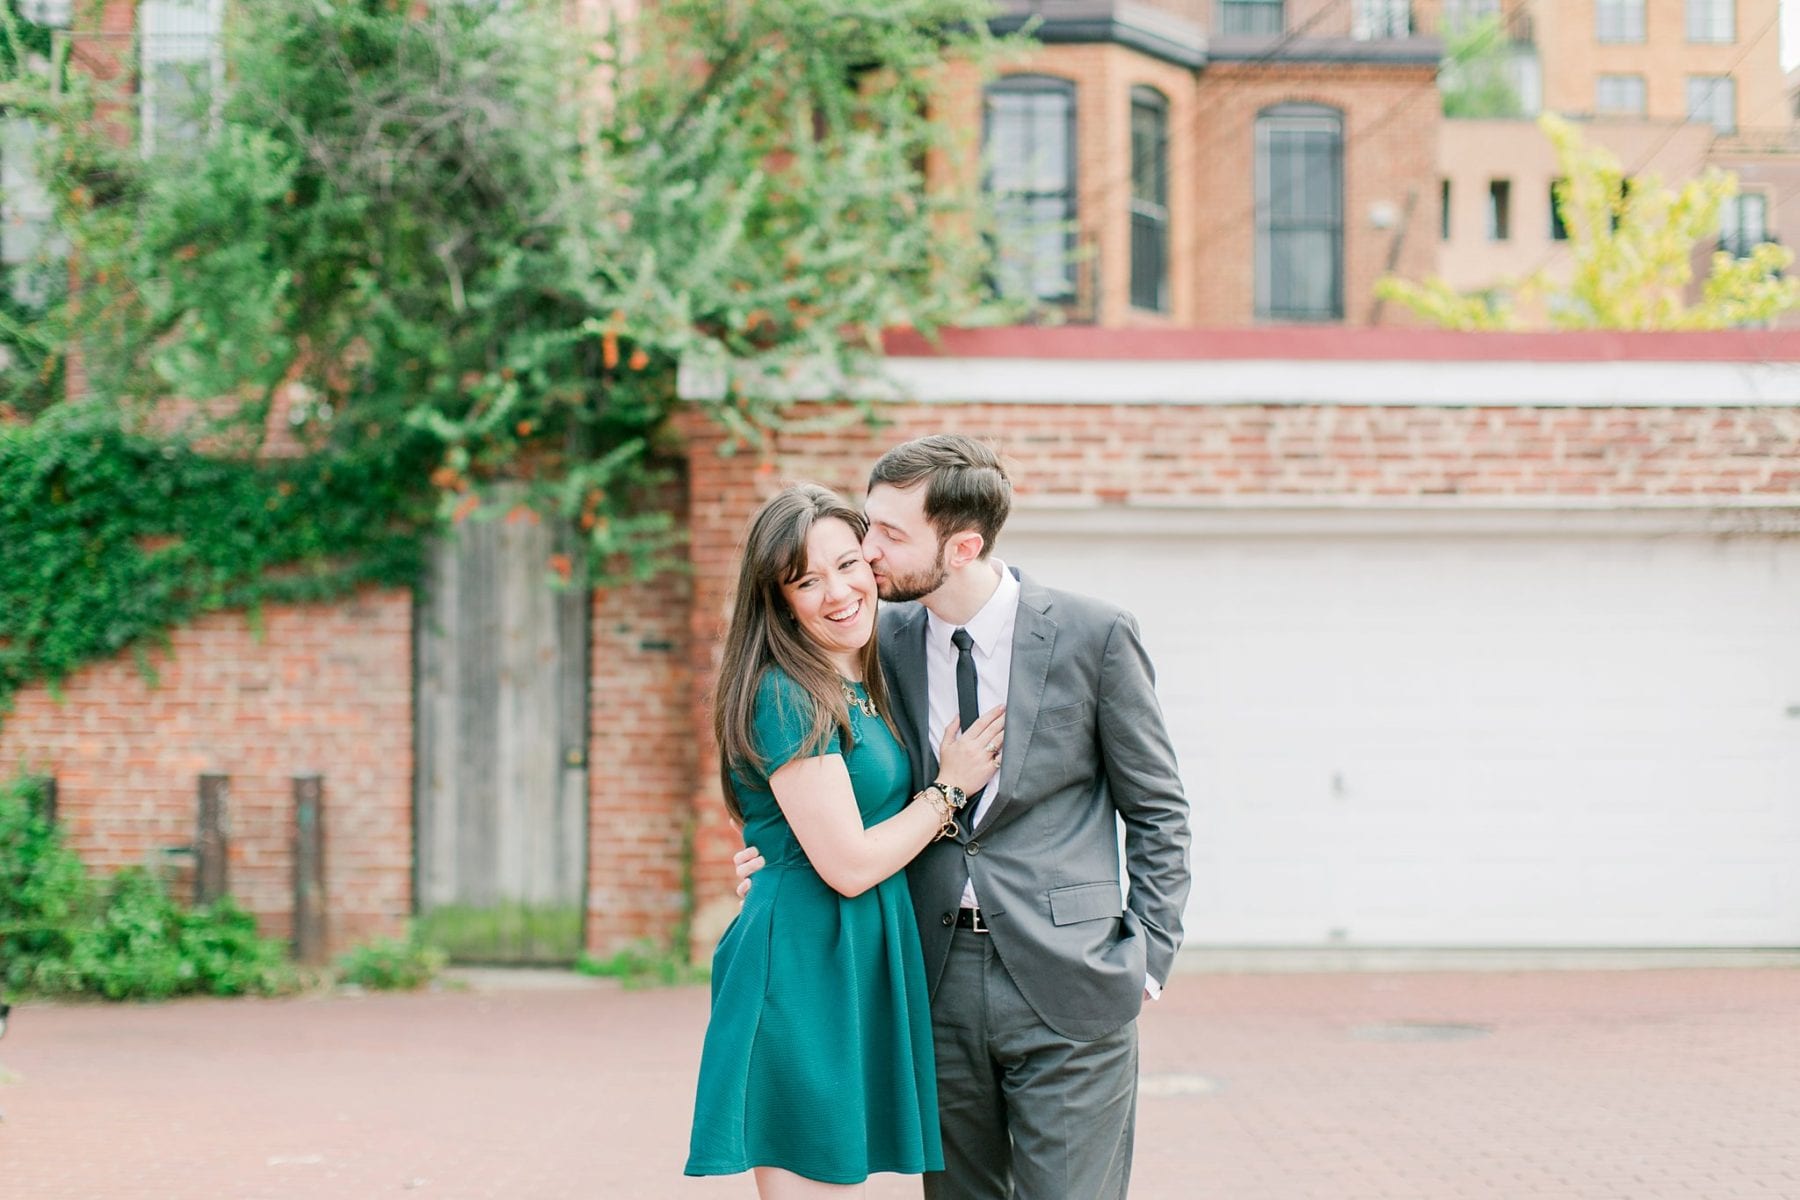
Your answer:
[676,408,779,956]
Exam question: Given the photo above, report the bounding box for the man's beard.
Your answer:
[874,544,949,603]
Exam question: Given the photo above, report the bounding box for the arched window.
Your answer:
[984,75,1077,303]
[1254,103,1343,322]
[1129,86,1169,313]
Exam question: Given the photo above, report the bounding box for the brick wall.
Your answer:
[0,589,414,953]
[585,564,694,955]
[675,362,1800,944]
[16,342,1798,963]
[855,403,1800,500]
[676,408,775,950]
[0,564,706,961]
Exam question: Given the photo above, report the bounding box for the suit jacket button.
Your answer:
[965,841,980,856]
[941,912,954,927]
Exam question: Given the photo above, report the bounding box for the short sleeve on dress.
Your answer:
[751,669,843,777]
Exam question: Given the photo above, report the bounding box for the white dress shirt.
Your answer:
[924,559,1018,910]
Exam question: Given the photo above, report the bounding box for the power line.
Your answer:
[1510,5,1788,284]
[1185,0,1535,259]
[980,0,1358,314]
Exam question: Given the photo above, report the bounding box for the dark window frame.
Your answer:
[1128,85,1170,313]
[1487,178,1512,241]
[983,74,1079,305]
[1720,191,1770,258]
[1254,102,1344,323]
[1219,0,1286,36]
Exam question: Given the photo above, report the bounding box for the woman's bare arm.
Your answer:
[766,704,1005,898]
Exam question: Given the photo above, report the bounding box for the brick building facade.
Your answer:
[14,329,1796,957]
[1429,0,1800,323]
[976,2,1443,325]
[9,3,1800,958]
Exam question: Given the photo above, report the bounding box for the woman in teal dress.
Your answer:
[686,484,1006,1197]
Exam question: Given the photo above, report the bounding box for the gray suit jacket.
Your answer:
[879,568,1192,1042]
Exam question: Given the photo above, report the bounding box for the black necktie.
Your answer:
[950,627,980,735]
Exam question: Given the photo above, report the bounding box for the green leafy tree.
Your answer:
[1440,14,1524,119]
[1378,114,1800,330]
[0,6,68,414]
[0,0,1014,709]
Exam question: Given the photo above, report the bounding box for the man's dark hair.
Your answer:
[868,434,1012,555]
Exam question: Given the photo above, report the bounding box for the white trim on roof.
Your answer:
[1003,501,1800,537]
[679,353,1800,407]
[873,357,1800,407]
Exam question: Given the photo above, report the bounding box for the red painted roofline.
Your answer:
[882,326,1800,363]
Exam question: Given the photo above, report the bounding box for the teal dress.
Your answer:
[686,669,942,1184]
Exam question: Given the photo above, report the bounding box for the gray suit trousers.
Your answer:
[923,929,1139,1200]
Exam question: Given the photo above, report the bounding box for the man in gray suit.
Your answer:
[738,434,1190,1199]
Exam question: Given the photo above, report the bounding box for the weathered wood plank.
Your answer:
[292,774,327,965]
[195,773,229,906]
[415,486,589,962]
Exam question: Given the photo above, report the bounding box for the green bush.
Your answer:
[334,934,447,991]
[0,775,90,990]
[0,776,298,1001]
[575,940,708,990]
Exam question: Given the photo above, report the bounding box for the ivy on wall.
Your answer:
[0,0,1018,717]
[0,405,431,710]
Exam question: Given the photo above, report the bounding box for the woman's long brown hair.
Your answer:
[714,484,899,825]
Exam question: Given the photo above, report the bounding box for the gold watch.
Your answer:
[929,781,968,812]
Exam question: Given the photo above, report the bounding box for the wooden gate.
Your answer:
[414,497,589,963]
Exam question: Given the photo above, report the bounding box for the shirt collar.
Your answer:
[926,559,1019,658]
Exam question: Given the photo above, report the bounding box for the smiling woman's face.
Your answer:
[780,516,878,669]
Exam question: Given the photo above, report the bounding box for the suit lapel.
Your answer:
[973,574,1056,837]
[884,603,933,791]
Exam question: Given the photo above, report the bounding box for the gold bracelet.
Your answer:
[915,787,961,842]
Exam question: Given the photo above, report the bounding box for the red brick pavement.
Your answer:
[2,969,1798,1199]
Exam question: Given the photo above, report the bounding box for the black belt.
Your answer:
[954,907,989,933]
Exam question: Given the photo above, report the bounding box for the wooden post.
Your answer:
[292,774,327,965]
[26,774,56,825]
[195,774,230,905]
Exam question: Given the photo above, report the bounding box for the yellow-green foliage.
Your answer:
[1378,115,1800,330]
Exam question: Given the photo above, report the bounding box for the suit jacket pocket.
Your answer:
[1048,881,1124,926]
[1035,701,1091,732]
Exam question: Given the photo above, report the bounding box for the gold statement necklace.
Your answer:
[840,680,878,717]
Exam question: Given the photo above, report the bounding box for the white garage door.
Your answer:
[1004,527,1800,948]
